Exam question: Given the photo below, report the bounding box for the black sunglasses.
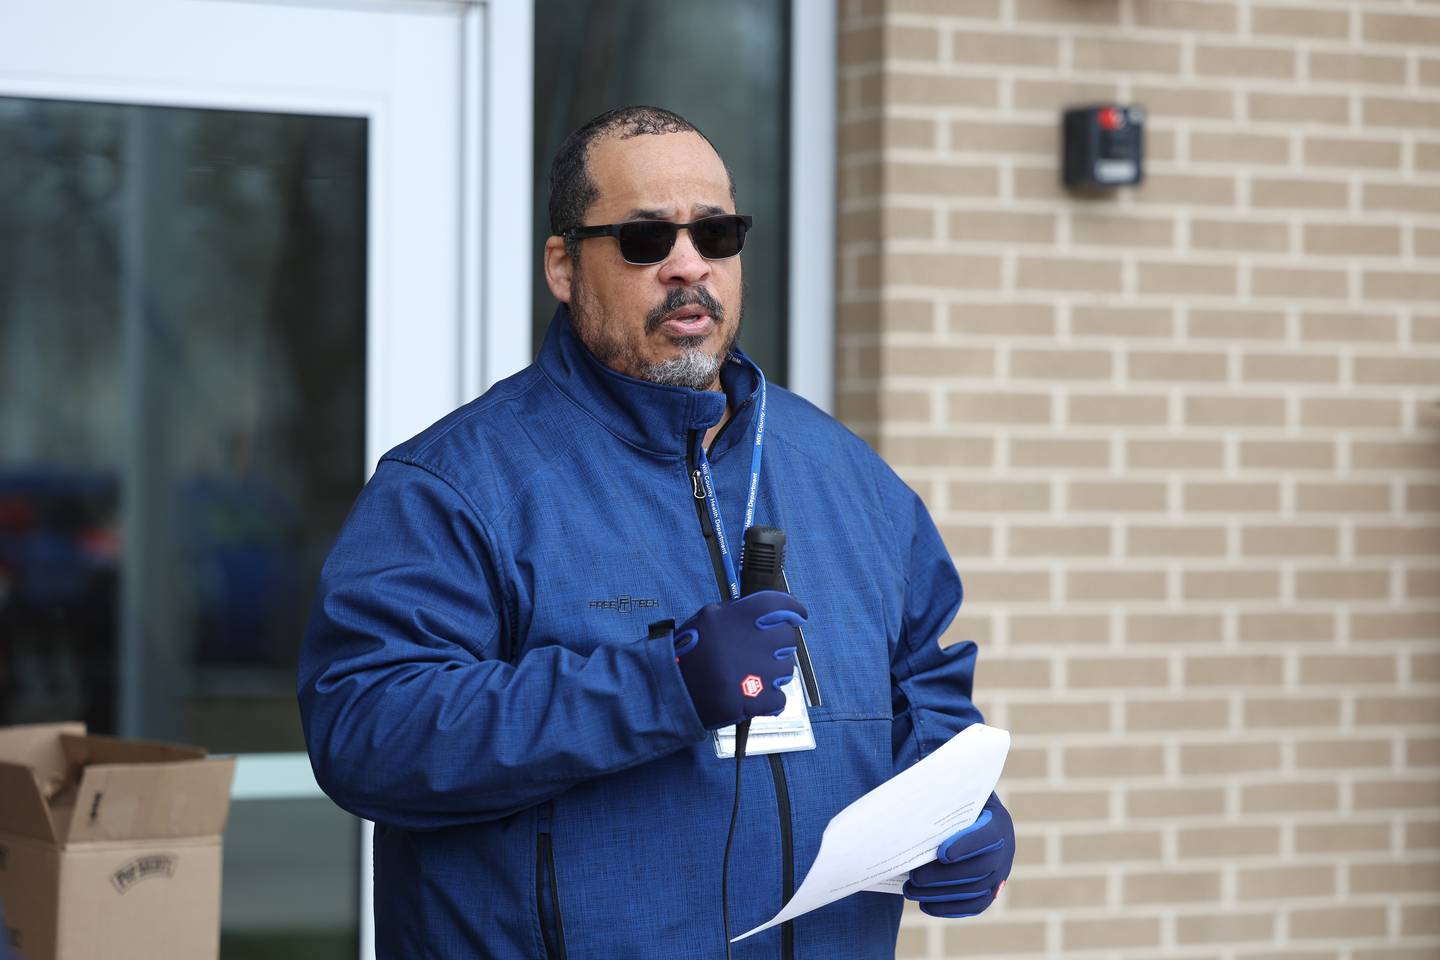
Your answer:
[564,214,753,265]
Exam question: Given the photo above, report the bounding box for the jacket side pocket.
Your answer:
[536,832,569,960]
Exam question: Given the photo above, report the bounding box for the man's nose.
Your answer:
[658,226,711,286]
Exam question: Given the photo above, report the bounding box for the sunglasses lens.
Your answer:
[692,216,748,259]
[616,221,678,264]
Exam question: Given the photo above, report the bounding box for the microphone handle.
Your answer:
[740,526,787,596]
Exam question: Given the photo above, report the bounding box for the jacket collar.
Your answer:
[537,303,763,460]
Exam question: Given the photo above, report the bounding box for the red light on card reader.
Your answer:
[1098,107,1124,131]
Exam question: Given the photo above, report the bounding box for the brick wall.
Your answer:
[835,0,1440,956]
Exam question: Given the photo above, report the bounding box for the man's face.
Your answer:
[548,131,743,392]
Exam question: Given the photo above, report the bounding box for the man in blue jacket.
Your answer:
[299,105,1013,959]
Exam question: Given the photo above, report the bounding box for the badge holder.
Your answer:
[712,665,814,758]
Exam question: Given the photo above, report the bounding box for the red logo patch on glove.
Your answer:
[740,675,763,698]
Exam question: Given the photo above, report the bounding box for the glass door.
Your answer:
[0,1,472,955]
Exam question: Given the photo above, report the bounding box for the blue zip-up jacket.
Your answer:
[298,305,983,959]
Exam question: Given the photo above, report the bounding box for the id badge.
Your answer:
[713,664,815,758]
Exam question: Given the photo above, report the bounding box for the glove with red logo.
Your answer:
[667,590,806,731]
[903,793,1014,918]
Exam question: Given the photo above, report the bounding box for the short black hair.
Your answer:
[548,105,736,260]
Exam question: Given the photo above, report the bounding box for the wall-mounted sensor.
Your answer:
[1063,104,1145,191]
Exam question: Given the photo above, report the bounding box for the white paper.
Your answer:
[732,723,1010,942]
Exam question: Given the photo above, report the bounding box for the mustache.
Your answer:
[644,287,725,334]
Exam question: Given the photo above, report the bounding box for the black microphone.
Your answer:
[740,526,786,596]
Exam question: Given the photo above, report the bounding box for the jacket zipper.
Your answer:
[536,833,568,960]
[687,426,796,960]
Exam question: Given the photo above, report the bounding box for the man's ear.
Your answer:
[544,236,574,304]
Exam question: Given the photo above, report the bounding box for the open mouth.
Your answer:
[659,305,713,337]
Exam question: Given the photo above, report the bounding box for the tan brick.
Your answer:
[1290,907,1387,939]
[1012,165,1067,201]
[1069,570,1168,601]
[1140,260,1238,295]
[1237,866,1336,899]
[1417,227,1440,258]
[1014,0,1120,23]
[1425,58,1440,88]
[1309,51,1408,86]
[1134,0,1236,32]
[1305,223,1402,257]
[979,659,1053,693]
[959,569,1050,602]
[1128,525,1226,557]
[1402,904,1440,937]
[1179,825,1282,858]
[1252,266,1348,300]
[1185,655,1285,686]
[1185,396,1286,428]
[1074,36,1181,73]
[1128,787,1227,818]
[1353,611,1440,642]
[842,24,940,62]
[1018,256,1123,293]
[950,479,1051,511]
[1300,308,1399,339]
[1365,182,1440,215]
[1196,43,1296,78]
[1300,656,1397,686]
[1238,612,1335,644]
[1408,484,1440,512]
[1406,820,1440,849]
[1295,821,1390,853]
[878,206,936,240]
[1304,135,1403,170]
[1245,697,1342,728]
[1069,657,1170,688]
[1252,4,1349,39]
[1296,742,1393,771]
[1063,829,1164,863]
[1004,874,1108,910]
[1191,217,1289,252]
[1250,92,1349,125]
[1175,912,1277,945]
[1295,483,1390,513]
[888,0,1002,16]
[1296,568,1391,600]
[1128,699,1229,732]
[1008,787,1111,821]
[940,920,1046,955]
[1126,439,1225,469]
[880,299,940,333]
[1190,308,1286,340]
[1072,213,1175,248]
[1009,438,1109,469]
[1181,740,1282,775]
[947,302,1055,337]
[1240,440,1336,471]
[1365,11,1440,46]
[1135,84,1235,119]
[948,209,1055,245]
[1013,78,1119,112]
[1009,523,1111,556]
[1355,778,1440,810]
[1136,173,1237,206]
[1185,569,1282,600]
[1011,613,1110,646]
[1243,781,1339,813]
[1003,746,1051,780]
[1241,353,1340,383]
[878,73,998,109]
[1074,306,1174,338]
[1063,917,1163,951]
[1124,869,1222,904]
[949,120,1055,156]
[894,921,925,959]
[1352,441,1440,471]
[1251,178,1349,210]
[1069,394,1169,426]
[882,345,994,379]
[880,389,932,423]
[1357,696,1440,726]
[1190,132,1290,166]
[946,391,1051,424]
[860,252,1004,289]
[1241,525,1340,557]
[1353,856,1440,886]
[1011,348,1113,380]
[1365,270,1440,302]
[1414,657,1440,686]
[1418,143,1440,172]
[938,524,991,556]
[881,435,994,468]
[1128,613,1223,645]
[1410,569,1440,600]
[950,30,1060,67]
[1300,398,1403,429]
[1357,525,1440,556]
[1064,744,1166,778]
[1184,482,1282,511]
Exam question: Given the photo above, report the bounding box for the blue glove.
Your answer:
[671,589,807,730]
[903,793,1014,918]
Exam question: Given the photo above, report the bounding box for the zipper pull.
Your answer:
[691,468,705,500]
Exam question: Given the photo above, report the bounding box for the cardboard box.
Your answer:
[0,723,235,960]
